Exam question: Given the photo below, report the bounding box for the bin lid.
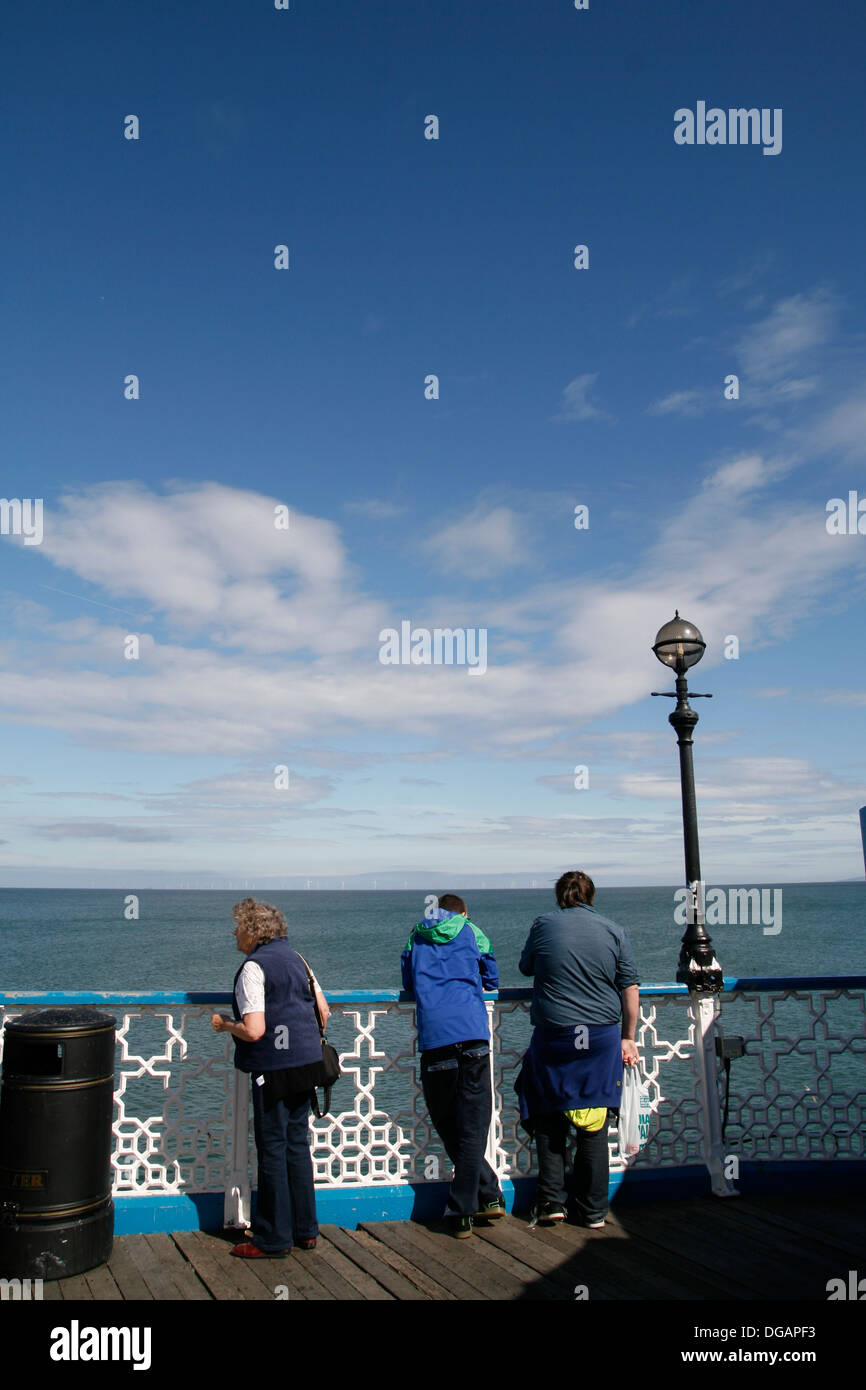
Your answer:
[5,1008,117,1033]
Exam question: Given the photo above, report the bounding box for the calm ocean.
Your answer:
[3,883,863,995]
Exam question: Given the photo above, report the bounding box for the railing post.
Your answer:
[484,999,506,1179]
[224,1068,251,1229]
[691,995,738,1197]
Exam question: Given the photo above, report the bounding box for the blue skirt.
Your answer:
[515,1022,623,1130]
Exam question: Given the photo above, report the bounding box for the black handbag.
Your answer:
[298,955,342,1117]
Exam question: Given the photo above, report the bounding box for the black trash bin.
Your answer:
[0,1007,116,1280]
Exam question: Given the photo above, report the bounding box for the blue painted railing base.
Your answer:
[113,1159,866,1235]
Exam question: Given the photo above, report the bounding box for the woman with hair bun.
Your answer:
[516,872,640,1229]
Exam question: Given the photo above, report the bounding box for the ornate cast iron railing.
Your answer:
[1,979,863,1225]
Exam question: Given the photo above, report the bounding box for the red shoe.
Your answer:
[230,1241,290,1259]
[295,1238,317,1251]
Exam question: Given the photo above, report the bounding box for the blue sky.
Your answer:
[1,0,865,887]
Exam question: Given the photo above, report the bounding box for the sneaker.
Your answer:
[450,1215,473,1239]
[528,1202,566,1227]
[475,1199,506,1221]
[586,1219,605,1229]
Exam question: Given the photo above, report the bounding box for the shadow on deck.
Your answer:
[39,1192,865,1301]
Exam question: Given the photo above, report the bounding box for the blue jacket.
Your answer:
[401,909,499,1052]
[232,938,323,1073]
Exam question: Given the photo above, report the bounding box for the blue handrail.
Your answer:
[1,975,864,1008]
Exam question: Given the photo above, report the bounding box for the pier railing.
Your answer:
[1,978,863,1230]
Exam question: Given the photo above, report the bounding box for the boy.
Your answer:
[401,892,505,1237]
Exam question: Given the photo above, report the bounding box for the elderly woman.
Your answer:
[517,871,640,1229]
[211,898,330,1258]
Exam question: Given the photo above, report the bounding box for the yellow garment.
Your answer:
[563,1106,607,1132]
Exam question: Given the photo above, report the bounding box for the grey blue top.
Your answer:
[518,904,641,1027]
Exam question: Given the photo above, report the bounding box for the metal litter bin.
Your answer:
[0,1007,116,1280]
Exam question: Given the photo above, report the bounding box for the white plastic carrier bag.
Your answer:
[619,1065,652,1162]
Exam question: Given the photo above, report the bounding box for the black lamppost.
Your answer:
[652,612,723,994]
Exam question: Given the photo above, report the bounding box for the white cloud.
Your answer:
[0,466,863,764]
[552,373,609,422]
[736,289,839,383]
[808,386,866,460]
[421,505,525,578]
[33,482,386,657]
[648,389,709,417]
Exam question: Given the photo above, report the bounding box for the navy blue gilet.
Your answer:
[232,938,323,1073]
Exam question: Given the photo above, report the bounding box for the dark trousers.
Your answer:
[421,1040,502,1217]
[533,1110,610,1223]
[250,1083,318,1251]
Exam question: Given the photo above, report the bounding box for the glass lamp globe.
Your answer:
[652,611,706,671]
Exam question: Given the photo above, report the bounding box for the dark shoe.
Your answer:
[230,1241,291,1259]
[295,1238,317,1251]
[475,1199,506,1221]
[586,1218,606,1229]
[450,1215,473,1239]
[528,1202,566,1227]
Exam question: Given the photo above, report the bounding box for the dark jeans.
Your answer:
[250,1083,318,1251]
[533,1109,610,1223]
[421,1040,502,1217]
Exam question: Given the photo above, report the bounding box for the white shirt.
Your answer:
[234,958,322,1018]
[235,960,265,1017]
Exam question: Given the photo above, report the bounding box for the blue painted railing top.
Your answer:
[2,975,865,1006]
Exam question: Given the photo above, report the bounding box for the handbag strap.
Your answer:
[297,953,326,1037]
[309,1086,332,1119]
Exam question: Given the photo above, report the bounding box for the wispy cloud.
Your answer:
[648,389,712,417]
[421,505,526,578]
[551,373,609,422]
[736,288,839,383]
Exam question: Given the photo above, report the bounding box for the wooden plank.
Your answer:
[211,1239,322,1302]
[325,1225,429,1300]
[604,1208,749,1299]
[171,1231,262,1302]
[436,1223,569,1300]
[504,1215,672,1301]
[106,1238,154,1301]
[57,1273,93,1300]
[398,1220,532,1300]
[84,1263,124,1301]
[287,1247,366,1301]
[143,1233,211,1301]
[239,1245,336,1302]
[350,1226,445,1299]
[696,1195,853,1274]
[358,1222,460,1300]
[526,1218,713,1301]
[41,1279,64,1301]
[471,1216,581,1289]
[618,1201,788,1299]
[736,1195,866,1261]
[315,1230,395,1301]
[121,1232,193,1301]
[655,1197,843,1298]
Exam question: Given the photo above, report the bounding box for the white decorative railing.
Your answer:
[1,978,863,1220]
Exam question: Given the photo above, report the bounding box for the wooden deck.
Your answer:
[37,1192,864,1301]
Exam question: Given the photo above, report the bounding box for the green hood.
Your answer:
[405,913,492,954]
